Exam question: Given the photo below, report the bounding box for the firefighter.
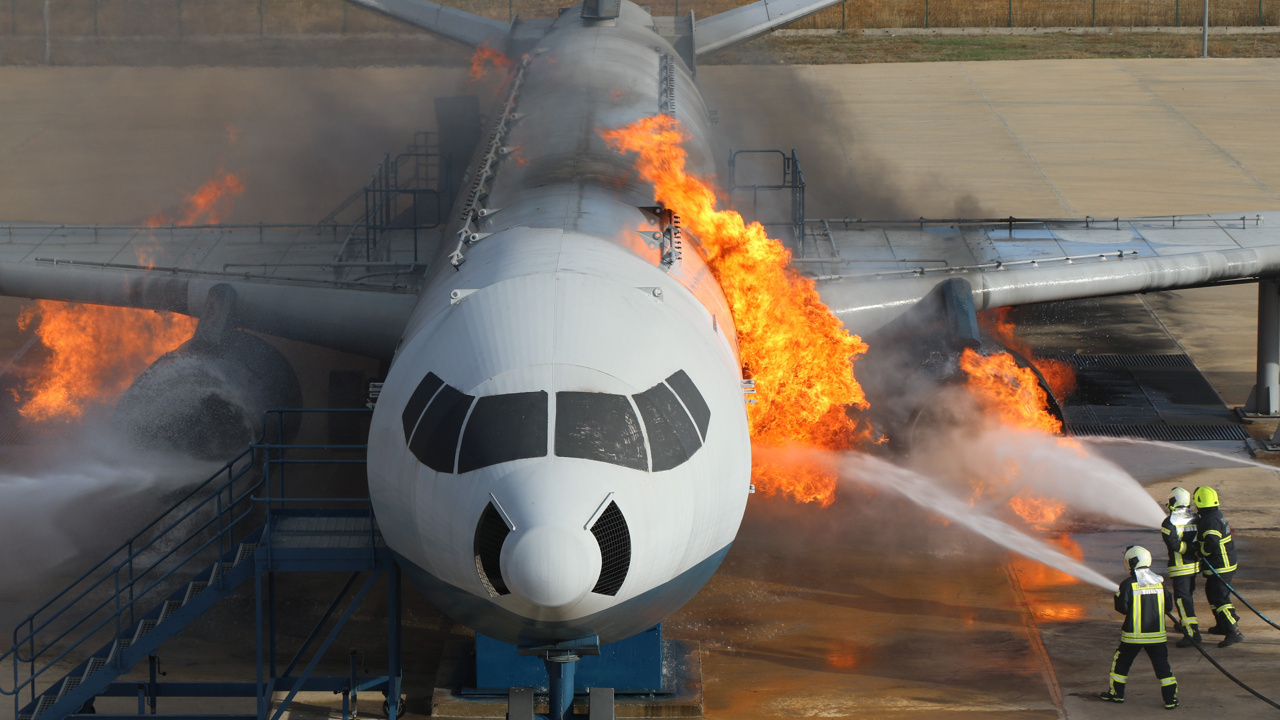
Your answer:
[1099,545,1178,709]
[1194,486,1244,648]
[1161,487,1201,647]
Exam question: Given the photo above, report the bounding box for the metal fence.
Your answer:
[6,0,1278,39]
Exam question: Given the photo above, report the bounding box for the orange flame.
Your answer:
[147,169,244,228]
[1008,492,1066,529]
[469,43,513,82]
[17,168,240,422]
[602,115,870,506]
[979,308,1076,399]
[959,349,1062,435]
[16,302,197,422]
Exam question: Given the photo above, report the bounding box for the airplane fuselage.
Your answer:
[367,2,753,646]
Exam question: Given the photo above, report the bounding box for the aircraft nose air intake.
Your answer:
[502,525,602,609]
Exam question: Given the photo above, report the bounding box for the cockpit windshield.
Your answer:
[402,370,711,474]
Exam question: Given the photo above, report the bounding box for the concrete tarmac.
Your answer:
[2,59,1280,719]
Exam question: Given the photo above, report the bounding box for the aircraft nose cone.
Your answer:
[502,525,601,609]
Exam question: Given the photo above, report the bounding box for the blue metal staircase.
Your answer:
[2,409,402,720]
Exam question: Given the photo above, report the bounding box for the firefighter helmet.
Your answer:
[1124,545,1153,571]
[1168,487,1192,511]
[1193,486,1220,509]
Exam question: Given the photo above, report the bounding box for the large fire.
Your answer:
[980,307,1076,400]
[602,115,869,506]
[958,349,1062,435]
[16,303,197,422]
[14,170,241,422]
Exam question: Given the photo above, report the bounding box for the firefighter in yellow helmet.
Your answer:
[1099,546,1178,709]
[1193,486,1244,647]
[1161,487,1201,647]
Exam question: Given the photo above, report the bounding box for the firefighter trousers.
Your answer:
[1204,570,1240,629]
[1170,574,1198,635]
[1109,642,1176,704]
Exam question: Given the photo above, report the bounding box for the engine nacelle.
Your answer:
[114,330,302,460]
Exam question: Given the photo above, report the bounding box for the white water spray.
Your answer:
[1083,436,1280,474]
[836,451,1119,590]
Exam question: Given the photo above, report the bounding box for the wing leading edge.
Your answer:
[805,213,1280,336]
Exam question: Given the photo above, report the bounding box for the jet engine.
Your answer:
[114,293,302,461]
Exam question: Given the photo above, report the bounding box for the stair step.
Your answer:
[32,693,56,718]
[183,581,208,606]
[221,562,234,575]
[208,561,221,583]
[18,714,31,720]
[234,543,258,566]
[56,676,81,702]
[131,619,157,645]
[82,656,107,681]
[159,600,181,624]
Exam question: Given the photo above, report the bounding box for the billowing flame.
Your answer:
[469,43,513,81]
[16,302,197,422]
[602,115,870,506]
[959,349,1062,435]
[1008,492,1066,529]
[980,308,1076,399]
[146,169,244,228]
[15,167,241,422]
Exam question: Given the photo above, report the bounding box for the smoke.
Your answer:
[700,65,991,222]
[755,445,1120,590]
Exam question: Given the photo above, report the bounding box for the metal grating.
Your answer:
[1052,354,1195,369]
[1068,424,1250,441]
[590,502,631,597]
[473,504,510,597]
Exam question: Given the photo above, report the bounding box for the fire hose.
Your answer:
[1200,562,1280,632]
[1164,610,1280,710]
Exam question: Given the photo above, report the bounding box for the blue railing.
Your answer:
[1,408,374,717]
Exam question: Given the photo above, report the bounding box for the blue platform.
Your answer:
[473,625,664,694]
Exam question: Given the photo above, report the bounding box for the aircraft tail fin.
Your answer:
[694,0,843,55]
[346,0,509,47]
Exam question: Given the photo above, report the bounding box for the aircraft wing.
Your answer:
[346,0,509,47]
[800,213,1280,337]
[694,0,845,55]
[0,223,423,359]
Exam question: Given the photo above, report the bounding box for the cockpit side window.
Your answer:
[555,392,648,471]
[458,391,549,473]
[664,370,710,440]
[632,382,702,472]
[408,383,475,473]
[401,372,444,443]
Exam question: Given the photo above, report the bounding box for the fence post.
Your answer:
[42,0,49,65]
[1176,0,1180,25]
[1009,0,1013,27]
[1092,0,1096,26]
[1202,0,1208,56]
[925,0,929,27]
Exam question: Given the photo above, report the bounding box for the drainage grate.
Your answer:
[1050,354,1195,369]
[1068,424,1250,441]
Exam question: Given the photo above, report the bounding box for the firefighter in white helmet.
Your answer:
[1099,546,1178,709]
[1161,487,1201,647]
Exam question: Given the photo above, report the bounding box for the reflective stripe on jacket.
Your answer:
[1115,575,1170,644]
[1197,507,1238,574]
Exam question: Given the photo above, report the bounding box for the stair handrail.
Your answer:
[2,408,372,709]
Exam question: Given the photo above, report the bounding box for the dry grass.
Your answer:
[8,0,1280,38]
[703,31,1280,63]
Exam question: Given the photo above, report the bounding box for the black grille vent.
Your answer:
[590,502,631,596]
[1068,424,1250,441]
[1050,354,1195,369]
[474,504,511,597]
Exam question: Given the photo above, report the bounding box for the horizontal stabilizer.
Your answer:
[694,0,844,55]
[347,0,508,47]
